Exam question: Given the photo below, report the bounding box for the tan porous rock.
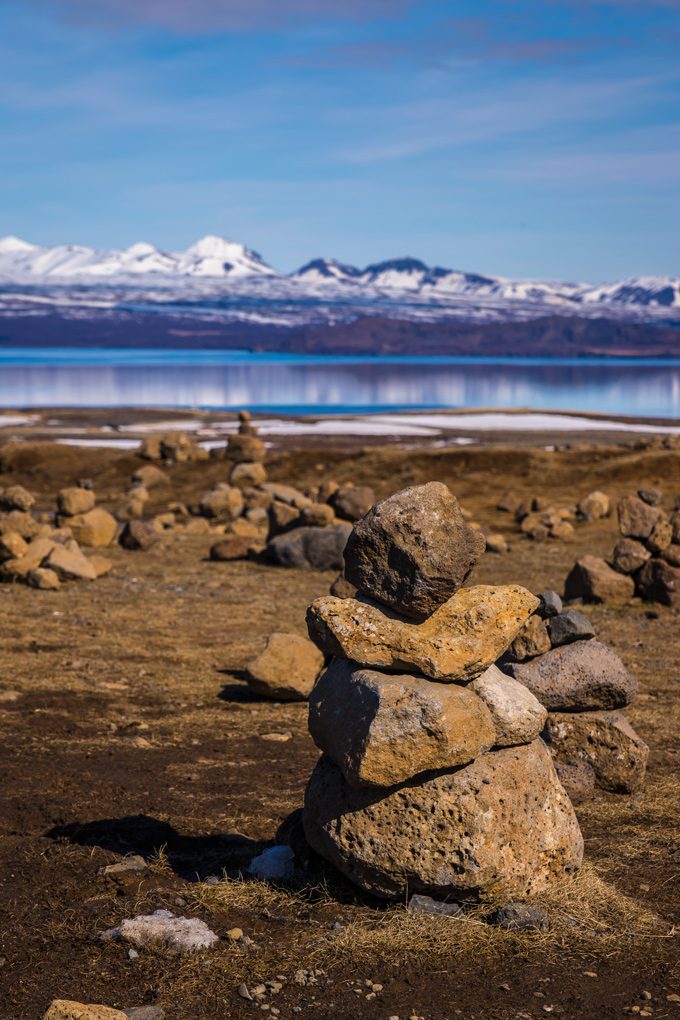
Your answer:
[0,530,28,561]
[66,508,117,547]
[300,502,336,527]
[199,485,244,521]
[44,1002,127,1020]
[3,509,41,539]
[308,659,496,788]
[577,491,610,520]
[57,486,95,516]
[132,463,170,488]
[343,482,486,620]
[543,711,649,793]
[229,461,267,489]
[330,485,376,522]
[27,567,61,590]
[119,520,160,551]
[504,614,551,662]
[209,535,254,561]
[646,515,672,554]
[306,585,539,682]
[303,740,583,902]
[0,485,35,511]
[246,632,325,701]
[261,482,311,509]
[470,665,547,747]
[484,533,509,554]
[564,555,635,604]
[44,542,97,581]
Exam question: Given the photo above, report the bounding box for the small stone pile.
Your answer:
[56,484,118,547]
[564,488,680,607]
[0,484,112,589]
[301,482,583,904]
[497,489,610,542]
[502,595,648,800]
[139,429,207,463]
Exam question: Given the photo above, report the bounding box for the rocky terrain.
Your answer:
[0,429,678,1019]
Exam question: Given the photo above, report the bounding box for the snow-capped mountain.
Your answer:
[0,234,677,321]
[0,234,275,281]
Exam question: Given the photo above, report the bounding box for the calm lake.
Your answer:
[0,348,679,418]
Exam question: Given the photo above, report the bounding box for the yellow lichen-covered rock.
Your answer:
[306,585,539,682]
[303,739,583,902]
[44,1001,127,1020]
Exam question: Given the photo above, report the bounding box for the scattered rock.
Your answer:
[611,538,651,575]
[209,536,254,561]
[119,520,160,552]
[543,711,649,793]
[506,640,637,711]
[307,585,539,683]
[617,495,660,541]
[308,658,496,788]
[329,485,376,522]
[537,590,562,619]
[577,491,610,520]
[246,632,325,701]
[57,486,96,516]
[343,482,485,620]
[229,461,267,489]
[637,487,662,506]
[265,523,351,571]
[300,503,336,527]
[504,614,551,662]
[663,543,680,568]
[44,1003,127,1020]
[123,1008,165,1020]
[329,573,357,599]
[547,610,595,648]
[486,902,550,932]
[45,542,97,581]
[66,508,117,547]
[268,500,301,536]
[132,464,169,489]
[485,533,508,554]
[103,855,148,878]
[0,530,28,561]
[199,485,244,522]
[564,555,635,605]
[102,909,218,953]
[261,483,310,509]
[646,516,673,555]
[635,557,680,607]
[27,567,60,590]
[407,894,462,917]
[0,485,35,512]
[303,741,583,902]
[470,665,547,747]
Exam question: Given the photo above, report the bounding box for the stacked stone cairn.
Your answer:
[301,482,584,905]
[564,488,680,607]
[0,483,113,589]
[501,595,648,801]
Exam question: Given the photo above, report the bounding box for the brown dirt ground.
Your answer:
[0,437,679,1020]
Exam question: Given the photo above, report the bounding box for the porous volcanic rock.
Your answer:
[308,659,496,787]
[307,585,539,683]
[543,711,649,793]
[564,555,635,604]
[302,740,583,902]
[505,640,637,712]
[470,665,547,747]
[246,632,325,701]
[265,523,351,571]
[0,485,35,512]
[504,614,551,662]
[44,1002,127,1020]
[635,557,680,607]
[343,482,486,620]
[229,461,267,489]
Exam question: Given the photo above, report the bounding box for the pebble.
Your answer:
[260,732,292,743]
[226,927,244,941]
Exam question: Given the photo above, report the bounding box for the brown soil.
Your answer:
[0,437,678,1020]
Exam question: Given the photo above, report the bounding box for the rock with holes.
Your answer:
[343,482,485,620]
[307,585,539,683]
[302,740,583,902]
[503,614,551,662]
[543,710,649,793]
[308,658,496,788]
[44,1003,127,1020]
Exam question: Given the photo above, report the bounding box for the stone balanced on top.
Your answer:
[302,482,583,904]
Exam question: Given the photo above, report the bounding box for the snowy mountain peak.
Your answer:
[0,235,37,254]
[294,258,361,283]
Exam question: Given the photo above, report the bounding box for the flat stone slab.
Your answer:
[307,585,539,683]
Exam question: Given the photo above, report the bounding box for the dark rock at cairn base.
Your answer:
[537,590,563,618]
[547,610,595,648]
[264,523,352,571]
[343,481,486,620]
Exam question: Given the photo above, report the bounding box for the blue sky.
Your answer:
[1,0,678,280]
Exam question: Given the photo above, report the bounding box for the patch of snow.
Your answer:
[102,909,219,953]
[247,845,295,882]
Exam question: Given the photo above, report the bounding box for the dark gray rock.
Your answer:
[265,523,351,571]
[547,610,595,648]
[329,485,376,522]
[537,590,563,619]
[486,902,550,932]
[124,1009,165,1020]
[407,894,462,917]
[635,557,680,607]
[638,487,662,506]
[505,640,637,712]
[343,482,485,620]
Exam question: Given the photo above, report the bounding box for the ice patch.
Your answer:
[247,845,295,882]
[102,909,219,953]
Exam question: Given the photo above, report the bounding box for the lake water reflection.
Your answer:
[0,349,678,418]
